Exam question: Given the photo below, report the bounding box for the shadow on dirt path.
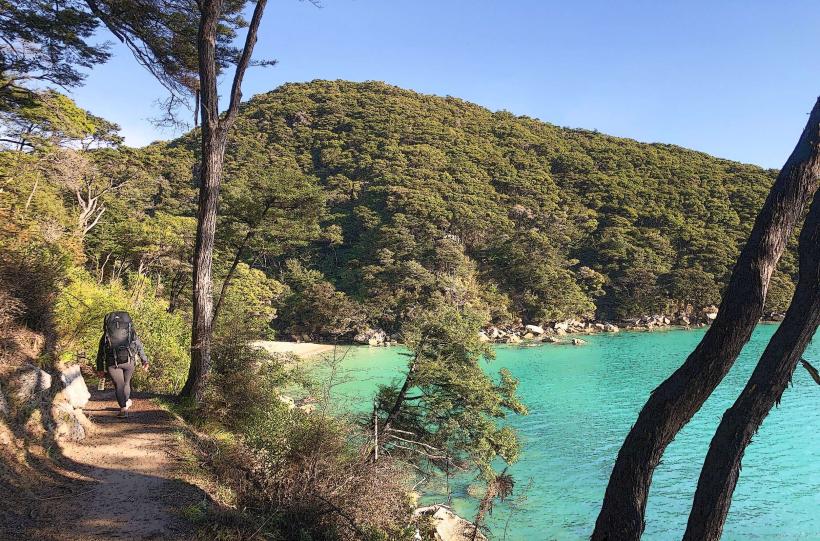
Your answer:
[21,389,208,541]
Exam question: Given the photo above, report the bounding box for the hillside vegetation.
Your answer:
[139,80,791,337]
[4,80,796,346]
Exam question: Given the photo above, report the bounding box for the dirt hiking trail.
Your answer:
[29,389,207,541]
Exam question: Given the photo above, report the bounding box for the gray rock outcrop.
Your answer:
[10,364,52,402]
[51,398,94,441]
[354,328,388,346]
[59,365,91,409]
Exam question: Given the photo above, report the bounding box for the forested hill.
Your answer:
[102,81,794,336]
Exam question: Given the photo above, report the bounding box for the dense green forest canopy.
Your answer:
[4,80,796,340]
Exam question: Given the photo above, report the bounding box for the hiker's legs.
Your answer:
[107,360,135,408]
[107,365,126,407]
[121,361,134,406]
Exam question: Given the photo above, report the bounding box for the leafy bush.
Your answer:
[214,263,282,341]
[276,259,364,340]
[242,409,416,541]
[195,262,296,428]
[53,269,190,392]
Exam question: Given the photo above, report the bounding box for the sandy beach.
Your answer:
[251,340,337,357]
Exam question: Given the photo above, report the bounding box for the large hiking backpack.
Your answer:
[104,311,134,366]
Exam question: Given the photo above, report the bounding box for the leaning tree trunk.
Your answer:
[683,188,820,541]
[592,98,820,541]
[210,231,249,328]
[211,198,275,327]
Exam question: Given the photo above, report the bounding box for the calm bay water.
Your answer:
[321,326,820,540]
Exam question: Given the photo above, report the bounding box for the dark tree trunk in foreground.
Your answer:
[179,0,267,401]
[592,98,820,541]
[683,189,820,541]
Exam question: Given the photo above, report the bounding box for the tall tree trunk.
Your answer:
[179,0,225,401]
[194,88,200,127]
[179,0,267,402]
[683,189,820,541]
[181,132,226,400]
[592,98,820,541]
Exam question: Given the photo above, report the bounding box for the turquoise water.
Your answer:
[319,326,820,540]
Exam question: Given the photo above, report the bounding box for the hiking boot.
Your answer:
[117,408,128,419]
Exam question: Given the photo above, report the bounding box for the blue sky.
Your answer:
[71,0,820,168]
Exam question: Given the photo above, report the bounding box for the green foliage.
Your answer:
[215,263,282,340]
[0,0,109,97]
[277,259,364,340]
[88,0,267,125]
[0,151,80,332]
[1,82,801,341]
[661,267,722,313]
[376,303,527,479]
[53,270,190,391]
[764,271,797,313]
[485,229,595,321]
[164,80,786,324]
[0,90,122,150]
[16,81,788,331]
[202,263,290,428]
[1,1,112,152]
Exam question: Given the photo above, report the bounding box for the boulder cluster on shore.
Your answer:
[351,304,789,348]
[476,305,732,345]
[479,320,617,345]
[352,328,400,347]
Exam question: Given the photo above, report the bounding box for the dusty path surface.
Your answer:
[30,389,206,541]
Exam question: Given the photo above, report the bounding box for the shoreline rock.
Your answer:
[288,308,785,350]
[353,327,392,347]
[413,504,486,541]
[478,319,621,344]
[470,305,780,344]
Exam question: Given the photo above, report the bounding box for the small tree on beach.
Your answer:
[373,302,527,485]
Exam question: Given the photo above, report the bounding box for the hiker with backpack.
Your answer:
[95,311,149,418]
